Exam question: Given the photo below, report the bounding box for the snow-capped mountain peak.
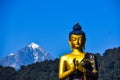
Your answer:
[0,42,53,70]
[8,53,14,56]
[28,42,39,49]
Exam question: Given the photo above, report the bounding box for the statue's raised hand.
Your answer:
[77,61,86,73]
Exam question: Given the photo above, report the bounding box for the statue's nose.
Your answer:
[76,40,79,45]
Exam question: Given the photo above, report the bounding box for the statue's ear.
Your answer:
[84,38,86,44]
[83,38,86,50]
[68,40,72,50]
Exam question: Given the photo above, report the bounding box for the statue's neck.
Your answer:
[72,48,83,55]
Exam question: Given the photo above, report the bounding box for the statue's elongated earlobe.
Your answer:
[83,39,86,50]
[83,45,85,50]
[69,41,72,50]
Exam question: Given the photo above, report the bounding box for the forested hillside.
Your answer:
[0,47,120,80]
[97,47,120,80]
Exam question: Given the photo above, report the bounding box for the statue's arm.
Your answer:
[59,56,75,80]
[77,54,98,80]
[86,55,98,80]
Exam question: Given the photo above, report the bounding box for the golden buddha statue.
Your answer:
[59,23,98,80]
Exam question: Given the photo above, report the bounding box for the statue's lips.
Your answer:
[74,45,80,47]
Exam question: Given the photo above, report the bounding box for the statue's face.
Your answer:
[70,34,85,49]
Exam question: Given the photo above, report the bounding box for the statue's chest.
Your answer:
[67,56,84,63]
[65,55,85,68]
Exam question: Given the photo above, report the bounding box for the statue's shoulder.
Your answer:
[60,53,71,60]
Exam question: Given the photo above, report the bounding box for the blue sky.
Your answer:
[0,0,120,58]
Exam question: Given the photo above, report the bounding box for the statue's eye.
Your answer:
[72,37,76,41]
[79,38,82,41]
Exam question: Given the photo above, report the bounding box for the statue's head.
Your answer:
[69,23,86,50]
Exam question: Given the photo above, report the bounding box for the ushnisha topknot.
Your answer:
[69,22,86,40]
[73,22,82,30]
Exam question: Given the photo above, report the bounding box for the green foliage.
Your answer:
[0,47,120,80]
[0,66,16,80]
[15,59,59,80]
[98,47,120,80]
